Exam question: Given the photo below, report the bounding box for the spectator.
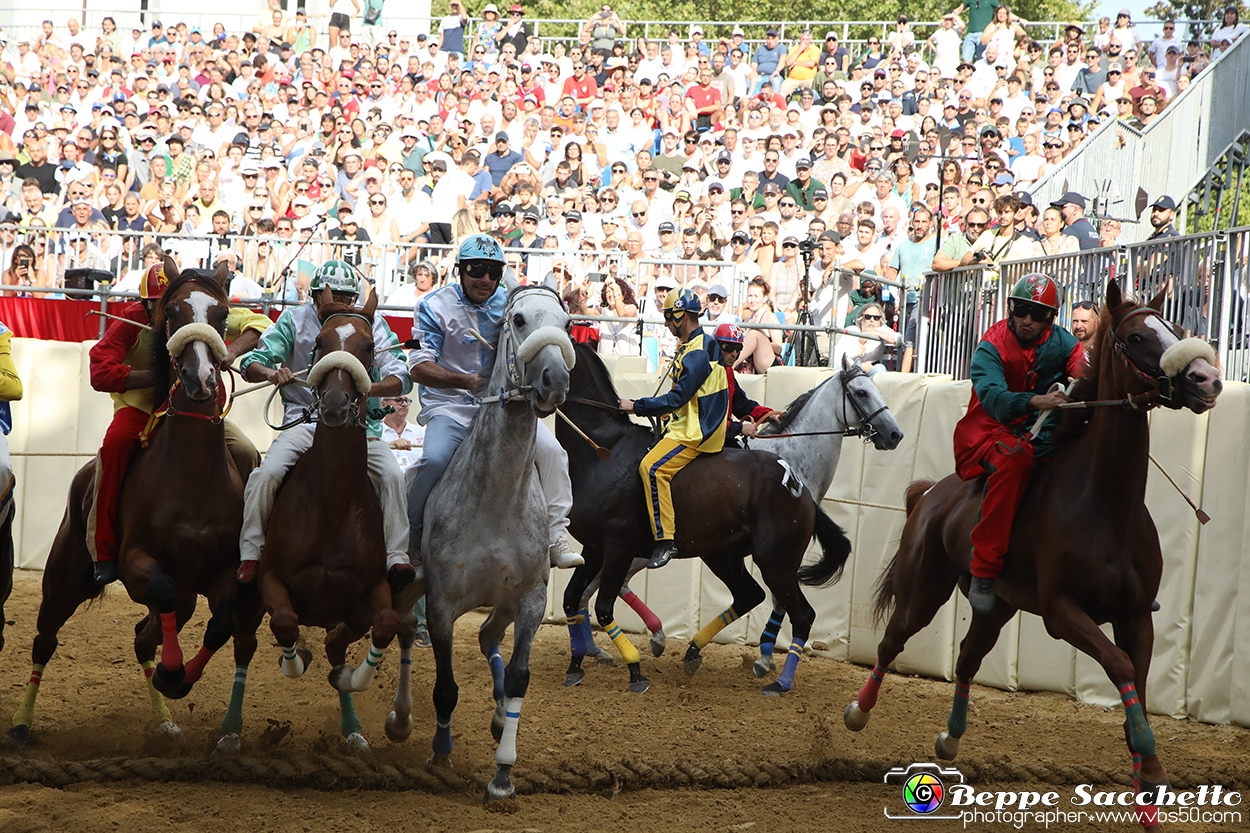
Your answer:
[1050,191,1100,250]
[831,302,898,376]
[1070,300,1098,354]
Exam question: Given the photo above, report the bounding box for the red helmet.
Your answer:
[1009,273,1059,312]
[714,322,744,345]
[141,262,170,300]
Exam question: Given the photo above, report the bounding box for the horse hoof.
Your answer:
[683,649,703,676]
[753,656,776,679]
[3,725,32,748]
[935,731,961,760]
[152,662,188,698]
[564,667,585,687]
[216,733,241,755]
[155,720,183,741]
[384,711,413,744]
[328,665,353,693]
[427,753,453,768]
[761,681,789,696]
[593,648,616,666]
[344,732,370,755]
[844,701,870,732]
[483,785,517,811]
[627,677,650,694]
[649,629,667,657]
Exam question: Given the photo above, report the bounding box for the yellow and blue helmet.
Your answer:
[662,287,702,321]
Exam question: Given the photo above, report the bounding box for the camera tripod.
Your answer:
[786,240,822,367]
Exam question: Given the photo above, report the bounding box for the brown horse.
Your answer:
[5,264,257,745]
[845,280,1221,827]
[224,286,401,753]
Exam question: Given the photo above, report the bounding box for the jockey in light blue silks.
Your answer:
[235,260,417,592]
[406,233,583,574]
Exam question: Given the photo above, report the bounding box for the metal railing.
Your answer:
[916,226,1250,381]
[1028,32,1250,244]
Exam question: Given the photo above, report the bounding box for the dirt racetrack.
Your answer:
[1,569,1248,833]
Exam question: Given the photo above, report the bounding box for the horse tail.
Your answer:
[797,503,853,588]
[872,478,936,626]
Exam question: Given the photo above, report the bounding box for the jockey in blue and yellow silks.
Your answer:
[620,288,730,570]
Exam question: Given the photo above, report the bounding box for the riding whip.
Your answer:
[233,368,311,397]
[1149,454,1211,524]
[556,408,612,461]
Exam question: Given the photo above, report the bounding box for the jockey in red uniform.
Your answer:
[87,258,266,587]
[953,274,1084,614]
[713,323,780,444]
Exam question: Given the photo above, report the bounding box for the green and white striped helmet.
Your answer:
[311,259,359,295]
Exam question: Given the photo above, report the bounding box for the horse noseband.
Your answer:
[838,364,886,442]
[1110,308,1183,410]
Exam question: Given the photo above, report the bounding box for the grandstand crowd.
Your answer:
[0,2,1246,367]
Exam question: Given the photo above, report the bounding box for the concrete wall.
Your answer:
[7,338,1247,725]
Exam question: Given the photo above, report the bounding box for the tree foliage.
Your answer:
[1144,1,1246,40]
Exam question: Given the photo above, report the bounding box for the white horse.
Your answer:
[388,281,574,809]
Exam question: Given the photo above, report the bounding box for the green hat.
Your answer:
[311,259,359,294]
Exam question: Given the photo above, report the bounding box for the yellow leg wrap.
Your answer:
[142,660,173,724]
[693,607,739,649]
[11,663,44,727]
[605,620,641,665]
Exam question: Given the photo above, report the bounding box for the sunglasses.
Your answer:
[717,342,742,352]
[461,261,502,279]
[1010,301,1054,321]
[632,210,647,217]
[862,314,883,321]
[370,199,386,206]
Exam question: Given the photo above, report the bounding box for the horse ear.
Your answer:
[360,280,378,318]
[163,254,181,284]
[503,264,519,293]
[841,353,853,372]
[212,259,231,290]
[1105,278,1122,310]
[1146,286,1167,312]
[318,285,334,308]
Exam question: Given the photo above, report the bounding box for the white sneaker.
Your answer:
[548,533,584,568]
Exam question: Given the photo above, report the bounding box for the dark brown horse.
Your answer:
[845,281,1221,828]
[224,286,401,753]
[5,263,257,745]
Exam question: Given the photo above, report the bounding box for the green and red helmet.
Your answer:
[1009,273,1059,312]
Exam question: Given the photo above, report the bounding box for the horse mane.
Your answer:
[758,375,837,435]
[149,272,230,409]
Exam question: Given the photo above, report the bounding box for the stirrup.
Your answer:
[648,540,678,570]
[236,560,258,584]
[93,559,119,587]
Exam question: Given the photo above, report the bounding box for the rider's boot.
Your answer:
[548,532,584,568]
[969,575,997,615]
[648,539,678,570]
[93,558,119,587]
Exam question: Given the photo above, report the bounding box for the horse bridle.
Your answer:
[477,284,565,407]
[270,311,378,432]
[838,364,889,442]
[1108,307,1183,410]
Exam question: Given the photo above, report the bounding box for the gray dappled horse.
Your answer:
[389,280,575,809]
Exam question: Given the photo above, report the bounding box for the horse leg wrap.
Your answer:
[566,614,587,659]
[693,607,738,650]
[775,639,805,691]
[159,611,183,671]
[621,591,663,634]
[338,691,363,738]
[606,620,641,665]
[280,644,305,678]
[858,662,887,712]
[349,644,385,691]
[1119,682,1156,757]
[489,650,505,703]
[11,664,43,728]
[220,666,249,736]
[759,609,785,660]
[947,681,971,738]
[433,713,453,758]
[495,696,523,766]
[182,646,215,685]
[1132,754,1161,828]
[142,660,173,724]
[578,609,596,651]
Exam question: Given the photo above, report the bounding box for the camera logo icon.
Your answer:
[884,762,965,820]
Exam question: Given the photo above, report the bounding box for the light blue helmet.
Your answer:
[455,233,506,265]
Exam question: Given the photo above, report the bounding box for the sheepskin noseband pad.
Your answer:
[166,323,227,363]
[307,350,374,395]
[516,325,576,370]
[1160,338,1215,378]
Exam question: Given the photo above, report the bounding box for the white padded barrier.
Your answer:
[7,337,1246,724]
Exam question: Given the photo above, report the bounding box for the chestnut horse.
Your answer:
[846,281,1222,830]
[6,264,255,745]
[221,286,401,753]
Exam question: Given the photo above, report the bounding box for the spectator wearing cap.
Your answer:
[1147,195,1179,240]
[785,157,825,214]
[1050,190,1100,250]
[702,283,741,327]
[484,132,523,187]
[751,29,786,95]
